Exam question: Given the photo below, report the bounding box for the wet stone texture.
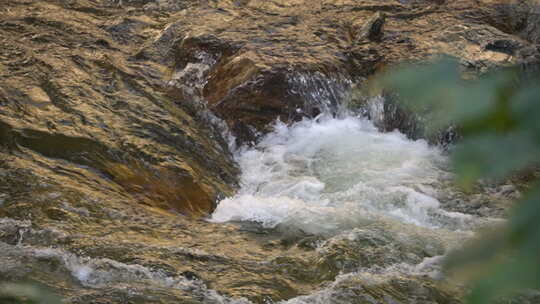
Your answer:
[151,0,540,143]
[0,0,539,303]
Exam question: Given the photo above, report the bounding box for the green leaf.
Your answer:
[379,57,540,304]
[512,85,540,136]
[451,131,540,184]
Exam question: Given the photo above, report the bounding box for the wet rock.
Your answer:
[351,92,460,146]
[496,184,520,197]
[484,38,523,55]
[0,0,239,217]
[437,181,519,218]
[0,1,538,303]
[358,12,386,42]
[487,0,540,45]
[325,274,462,304]
[149,0,538,143]
[314,226,448,279]
[523,4,540,44]
[164,30,353,143]
[44,207,76,221]
[0,218,31,246]
[518,44,540,73]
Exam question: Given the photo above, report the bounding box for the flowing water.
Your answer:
[0,98,508,303]
[208,112,502,303]
[211,114,476,234]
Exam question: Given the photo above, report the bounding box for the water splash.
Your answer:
[211,114,475,235]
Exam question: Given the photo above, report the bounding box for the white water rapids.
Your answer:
[0,114,495,304]
[206,114,491,303]
[211,114,473,234]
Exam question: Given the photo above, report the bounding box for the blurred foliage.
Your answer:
[0,282,62,304]
[379,58,540,303]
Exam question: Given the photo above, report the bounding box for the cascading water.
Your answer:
[0,65,509,303]
[210,114,475,234]
[208,104,502,303]
[286,71,352,117]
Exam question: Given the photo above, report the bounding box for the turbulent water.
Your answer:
[211,114,474,234]
[206,113,494,302]
[205,113,495,302]
[1,111,504,304]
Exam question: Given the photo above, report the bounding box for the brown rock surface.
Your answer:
[152,0,540,142]
[0,0,239,217]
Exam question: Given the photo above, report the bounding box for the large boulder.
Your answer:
[0,0,238,217]
[139,0,540,143]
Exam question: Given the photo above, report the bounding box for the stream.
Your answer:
[0,100,510,304]
[209,112,499,303]
[1,0,537,302]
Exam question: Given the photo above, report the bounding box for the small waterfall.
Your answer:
[165,61,496,301]
[168,53,356,149]
[207,110,492,303]
[210,115,478,235]
[168,51,238,152]
[356,94,460,146]
[359,94,386,128]
[286,71,353,118]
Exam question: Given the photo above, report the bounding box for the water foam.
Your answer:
[211,115,473,234]
[28,247,250,304]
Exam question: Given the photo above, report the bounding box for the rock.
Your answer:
[470,0,539,46]
[350,92,460,146]
[358,12,386,42]
[484,38,523,55]
[319,274,462,304]
[0,0,239,217]
[0,0,539,303]
[147,0,538,143]
[522,1,540,44]
[44,207,75,221]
